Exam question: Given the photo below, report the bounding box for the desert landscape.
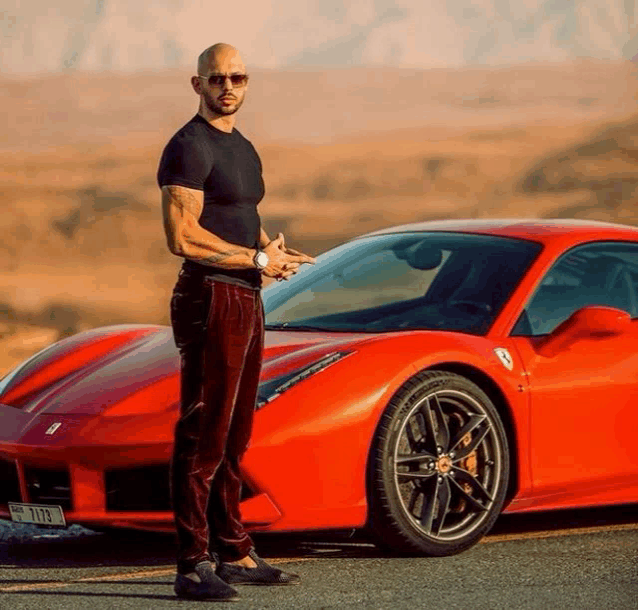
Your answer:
[1,59,637,375]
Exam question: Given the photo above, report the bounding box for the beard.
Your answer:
[203,90,245,116]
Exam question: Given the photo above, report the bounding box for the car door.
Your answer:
[509,241,638,504]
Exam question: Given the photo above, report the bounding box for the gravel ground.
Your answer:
[0,520,103,548]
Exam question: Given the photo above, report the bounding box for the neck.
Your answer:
[198,105,236,133]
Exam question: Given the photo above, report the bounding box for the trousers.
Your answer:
[169,268,264,572]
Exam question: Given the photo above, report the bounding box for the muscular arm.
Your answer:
[161,184,257,269]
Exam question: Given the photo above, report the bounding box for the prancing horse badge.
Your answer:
[493,347,514,371]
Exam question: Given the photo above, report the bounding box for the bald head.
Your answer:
[197,43,244,76]
[192,43,249,123]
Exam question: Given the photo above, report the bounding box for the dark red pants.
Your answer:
[169,270,264,572]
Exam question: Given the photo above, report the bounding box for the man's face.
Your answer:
[198,49,248,116]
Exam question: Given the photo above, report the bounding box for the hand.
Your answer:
[262,234,297,280]
[282,245,316,265]
[278,234,316,266]
[262,233,315,280]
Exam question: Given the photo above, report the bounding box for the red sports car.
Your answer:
[1,219,637,556]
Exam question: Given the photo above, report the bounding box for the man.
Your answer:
[157,43,315,601]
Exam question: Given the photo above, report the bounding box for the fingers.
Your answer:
[283,250,316,265]
[270,232,285,250]
[269,271,294,281]
[272,238,316,265]
[279,262,299,279]
[262,239,314,280]
[265,260,300,281]
[273,271,296,281]
[288,248,316,264]
[264,234,285,254]
[265,246,313,266]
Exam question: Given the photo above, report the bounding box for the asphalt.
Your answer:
[0,506,636,610]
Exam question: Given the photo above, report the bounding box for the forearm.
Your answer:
[180,223,257,270]
[162,184,258,270]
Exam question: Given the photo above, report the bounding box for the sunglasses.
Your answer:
[200,73,249,88]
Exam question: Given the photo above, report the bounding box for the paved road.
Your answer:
[0,506,636,610]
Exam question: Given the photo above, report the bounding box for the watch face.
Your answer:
[256,252,269,269]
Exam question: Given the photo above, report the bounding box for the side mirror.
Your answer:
[536,306,631,358]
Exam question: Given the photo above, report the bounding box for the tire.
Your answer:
[367,370,510,556]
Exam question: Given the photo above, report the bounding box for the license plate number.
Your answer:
[9,503,66,527]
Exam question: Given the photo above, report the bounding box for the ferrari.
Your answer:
[1,218,637,556]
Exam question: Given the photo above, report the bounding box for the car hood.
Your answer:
[0,326,379,416]
[1,328,179,415]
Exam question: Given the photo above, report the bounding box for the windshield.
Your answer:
[263,232,542,335]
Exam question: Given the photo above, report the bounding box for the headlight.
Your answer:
[256,350,353,409]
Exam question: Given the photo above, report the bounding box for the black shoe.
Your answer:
[216,550,301,586]
[174,560,240,601]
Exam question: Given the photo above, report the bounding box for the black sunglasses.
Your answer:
[201,73,249,87]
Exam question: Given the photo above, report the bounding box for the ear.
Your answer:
[191,75,203,94]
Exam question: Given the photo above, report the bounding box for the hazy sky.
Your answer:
[2,0,637,75]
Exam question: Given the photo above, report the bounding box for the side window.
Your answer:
[512,242,638,336]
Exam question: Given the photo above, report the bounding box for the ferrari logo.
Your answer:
[45,422,62,436]
[494,348,514,371]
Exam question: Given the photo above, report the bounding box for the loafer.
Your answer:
[174,560,240,601]
[216,550,301,586]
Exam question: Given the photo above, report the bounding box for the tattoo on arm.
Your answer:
[198,249,246,267]
[165,185,203,219]
[162,185,255,268]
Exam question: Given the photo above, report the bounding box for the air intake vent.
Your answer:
[105,464,256,511]
[24,466,72,510]
[105,464,171,512]
[0,459,22,505]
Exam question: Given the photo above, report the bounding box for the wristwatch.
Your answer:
[253,249,269,271]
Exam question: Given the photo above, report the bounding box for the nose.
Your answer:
[221,76,233,91]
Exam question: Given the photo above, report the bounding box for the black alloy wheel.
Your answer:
[367,370,509,556]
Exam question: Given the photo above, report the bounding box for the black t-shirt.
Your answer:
[157,114,265,288]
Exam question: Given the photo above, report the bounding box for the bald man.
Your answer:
[158,43,314,601]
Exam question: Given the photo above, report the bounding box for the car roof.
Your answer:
[360,218,638,245]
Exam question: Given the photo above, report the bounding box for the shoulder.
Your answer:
[233,128,254,146]
[233,129,261,158]
[157,117,216,188]
[163,117,212,155]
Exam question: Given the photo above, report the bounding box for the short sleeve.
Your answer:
[157,135,211,190]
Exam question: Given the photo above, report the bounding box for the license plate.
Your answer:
[9,502,66,527]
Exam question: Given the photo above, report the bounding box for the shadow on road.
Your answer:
[1,503,635,569]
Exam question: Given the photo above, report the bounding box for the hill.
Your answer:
[1,61,637,374]
[4,1,638,74]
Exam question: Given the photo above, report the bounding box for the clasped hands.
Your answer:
[262,233,315,281]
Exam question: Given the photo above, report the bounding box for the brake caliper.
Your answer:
[449,414,478,513]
